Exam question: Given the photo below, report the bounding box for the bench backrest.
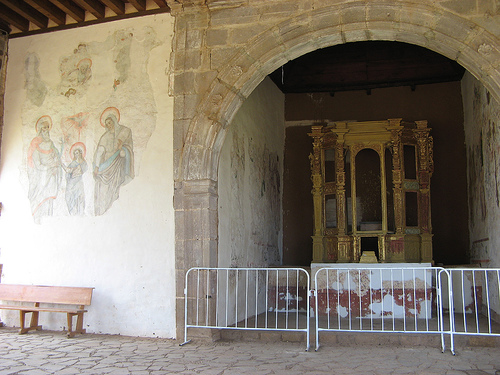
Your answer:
[0,284,93,305]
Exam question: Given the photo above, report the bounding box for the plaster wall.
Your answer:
[217,77,284,325]
[463,71,500,268]
[0,14,176,338]
[218,77,284,268]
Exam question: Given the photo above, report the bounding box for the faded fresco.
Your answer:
[93,107,134,215]
[21,26,162,222]
[464,74,500,266]
[226,129,281,268]
[27,115,61,221]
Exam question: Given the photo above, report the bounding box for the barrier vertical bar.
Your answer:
[315,268,320,351]
[245,270,249,329]
[196,268,200,326]
[380,268,384,331]
[391,269,395,331]
[460,270,467,332]
[472,271,479,334]
[206,269,210,327]
[358,269,362,330]
[286,269,289,330]
[348,269,352,331]
[275,270,279,329]
[265,270,269,329]
[369,270,373,331]
[424,269,429,332]
[336,269,340,330]
[295,269,299,329]
[255,269,259,329]
[413,269,417,330]
[215,268,219,328]
[182,269,190,345]
[402,268,407,331]
[326,268,330,330]
[225,269,229,328]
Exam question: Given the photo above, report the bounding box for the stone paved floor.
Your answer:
[0,327,499,374]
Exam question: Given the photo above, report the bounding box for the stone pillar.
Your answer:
[174,179,218,340]
[0,29,8,162]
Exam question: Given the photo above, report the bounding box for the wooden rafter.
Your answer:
[0,0,48,29]
[0,0,172,37]
[25,0,66,26]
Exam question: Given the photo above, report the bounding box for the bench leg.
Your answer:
[67,312,86,338]
[19,311,42,334]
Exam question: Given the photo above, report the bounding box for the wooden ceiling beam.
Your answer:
[0,19,11,33]
[25,0,66,25]
[49,0,85,23]
[0,3,30,31]
[128,0,146,12]
[152,0,169,8]
[72,0,105,19]
[99,0,125,15]
[0,0,48,29]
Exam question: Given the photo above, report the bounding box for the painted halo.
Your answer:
[70,142,86,158]
[35,115,53,133]
[77,58,92,69]
[100,107,120,127]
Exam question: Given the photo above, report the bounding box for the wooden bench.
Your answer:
[0,284,94,337]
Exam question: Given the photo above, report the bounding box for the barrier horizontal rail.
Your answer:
[182,267,310,350]
[314,266,453,353]
[446,268,500,340]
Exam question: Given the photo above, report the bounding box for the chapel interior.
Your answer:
[271,41,469,267]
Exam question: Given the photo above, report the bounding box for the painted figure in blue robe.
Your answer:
[93,107,134,215]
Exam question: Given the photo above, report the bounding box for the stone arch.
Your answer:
[173,1,500,339]
[178,1,500,183]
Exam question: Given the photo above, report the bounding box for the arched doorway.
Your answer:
[172,1,500,337]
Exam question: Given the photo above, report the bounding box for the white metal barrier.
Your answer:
[446,268,500,341]
[182,267,310,350]
[181,266,500,354]
[314,266,454,353]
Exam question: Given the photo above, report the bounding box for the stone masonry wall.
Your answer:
[0,31,7,164]
[168,0,500,338]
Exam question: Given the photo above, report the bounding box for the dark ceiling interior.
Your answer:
[0,0,170,37]
[269,41,465,95]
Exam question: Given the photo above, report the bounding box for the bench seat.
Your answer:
[0,284,93,337]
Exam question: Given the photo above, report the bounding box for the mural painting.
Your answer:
[63,142,87,216]
[93,107,134,215]
[27,115,61,222]
[21,26,161,222]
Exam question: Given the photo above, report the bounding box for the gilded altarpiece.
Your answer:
[309,119,434,263]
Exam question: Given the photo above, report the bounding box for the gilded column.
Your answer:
[335,130,350,262]
[389,124,405,262]
[414,120,434,263]
[309,126,325,262]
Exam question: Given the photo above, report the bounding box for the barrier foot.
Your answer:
[179,340,191,347]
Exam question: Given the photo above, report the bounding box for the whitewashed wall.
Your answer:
[217,77,284,325]
[218,77,285,268]
[462,72,500,268]
[0,14,176,338]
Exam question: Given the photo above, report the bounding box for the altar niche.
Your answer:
[309,118,434,263]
